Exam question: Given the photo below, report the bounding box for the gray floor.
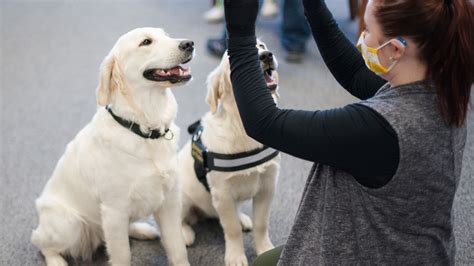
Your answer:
[0,0,472,265]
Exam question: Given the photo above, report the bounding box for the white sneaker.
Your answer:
[203,6,224,23]
[261,0,279,18]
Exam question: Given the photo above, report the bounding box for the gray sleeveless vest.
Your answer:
[278,81,466,265]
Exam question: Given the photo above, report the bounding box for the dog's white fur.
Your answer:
[178,41,281,266]
[31,28,192,266]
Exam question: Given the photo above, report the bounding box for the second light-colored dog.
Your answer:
[179,40,281,266]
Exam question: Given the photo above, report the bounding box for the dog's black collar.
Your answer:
[105,105,173,140]
[188,120,279,191]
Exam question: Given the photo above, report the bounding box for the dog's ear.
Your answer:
[206,66,223,114]
[96,54,115,106]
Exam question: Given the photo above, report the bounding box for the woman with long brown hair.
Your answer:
[222,0,473,264]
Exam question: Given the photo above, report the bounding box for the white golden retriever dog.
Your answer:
[179,40,281,266]
[31,28,193,266]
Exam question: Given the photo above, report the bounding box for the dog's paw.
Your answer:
[46,258,68,266]
[43,252,68,266]
[238,213,253,232]
[181,224,195,246]
[225,252,248,266]
[128,222,160,240]
[169,257,191,266]
[170,261,190,266]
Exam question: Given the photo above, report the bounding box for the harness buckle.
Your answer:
[192,126,203,142]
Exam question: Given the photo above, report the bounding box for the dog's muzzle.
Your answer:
[144,42,194,84]
[259,51,278,91]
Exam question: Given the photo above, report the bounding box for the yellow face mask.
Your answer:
[356,31,407,76]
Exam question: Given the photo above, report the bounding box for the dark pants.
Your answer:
[252,245,284,266]
[215,0,310,53]
[280,0,311,53]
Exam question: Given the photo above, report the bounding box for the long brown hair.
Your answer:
[374,0,474,127]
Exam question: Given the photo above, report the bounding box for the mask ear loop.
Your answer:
[377,36,408,50]
[385,37,408,73]
[374,36,407,74]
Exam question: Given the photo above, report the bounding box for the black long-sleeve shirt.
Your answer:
[227,3,399,189]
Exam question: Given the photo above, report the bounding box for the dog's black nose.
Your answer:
[259,51,273,64]
[179,40,194,52]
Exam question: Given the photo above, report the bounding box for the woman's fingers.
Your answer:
[302,0,324,12]
[224,0,259,38]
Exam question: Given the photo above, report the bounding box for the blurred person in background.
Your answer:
[207,0,310,63]
[204,0,279,23]
[203,0,224,23]
[261,0,280,18]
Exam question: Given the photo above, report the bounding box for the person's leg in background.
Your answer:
[203,0,224,24]
[207,29,227,58]
[280,0,311,63]
[252,245,284,266]
[261,0,279,18]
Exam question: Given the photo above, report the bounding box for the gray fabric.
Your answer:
[278,81,466,265]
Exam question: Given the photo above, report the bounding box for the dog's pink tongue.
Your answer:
[264,72,274,83]
[168,66,181,75]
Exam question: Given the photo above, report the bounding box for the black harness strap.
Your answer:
[190,120,211,191]
[189,120,279,192]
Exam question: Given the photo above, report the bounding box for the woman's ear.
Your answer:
[390,39,407,61]
[206,66,223,114]
[96,54,115,106]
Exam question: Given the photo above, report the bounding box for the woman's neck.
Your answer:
[388,60,428,87]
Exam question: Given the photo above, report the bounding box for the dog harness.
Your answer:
[106,105,173,140]
[188,120,279,191]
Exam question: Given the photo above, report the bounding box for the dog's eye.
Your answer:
[139,39,152,47]
[259,44,265,49]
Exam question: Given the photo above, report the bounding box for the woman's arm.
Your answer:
[224,0,399,187]
[227,37,398,188]
[303,0,386,99]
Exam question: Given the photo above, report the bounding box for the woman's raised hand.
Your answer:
[302,0,324,12]
[224,0,259,38]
